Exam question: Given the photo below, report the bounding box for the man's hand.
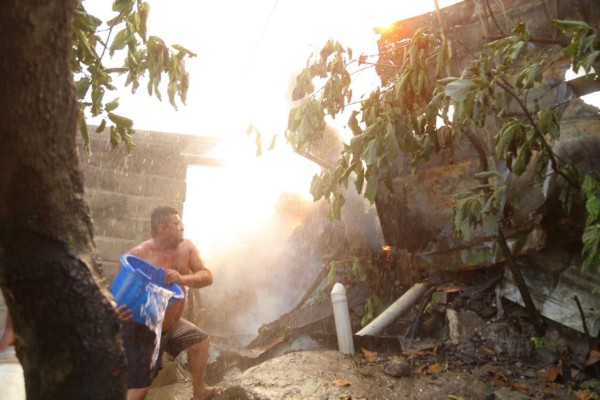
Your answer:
[116,305,133,322]
[165,269,183,285]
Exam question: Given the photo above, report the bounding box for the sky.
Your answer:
[86,0,462,138]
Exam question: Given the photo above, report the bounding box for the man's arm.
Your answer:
[165,240,213,288]
[0,312,16,351]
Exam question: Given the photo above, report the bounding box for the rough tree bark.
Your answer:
[0,1,127,399]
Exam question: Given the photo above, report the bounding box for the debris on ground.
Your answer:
[148,267,600,400]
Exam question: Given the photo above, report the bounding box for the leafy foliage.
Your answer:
[554,19,600,75]
[582,175,600,273]
[286,12,600,275]
[287,29,449,219]
[73,0,196,152]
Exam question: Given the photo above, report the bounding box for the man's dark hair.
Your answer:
[150,206,179,236]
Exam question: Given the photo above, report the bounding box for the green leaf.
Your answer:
[107,112,134,129]
[495,120,521,159]
[75,77,91,100]
[481,213,498,236]
[438,76,459,84]
[364,176,379,203]
[362,298,375,327]
[580,50,600,74]
[167,81,178,110]
[105,97,120,113]
[383,122,400,160]
[95,119,107,133]
[137,2,150,40]
[91,84,105,116]
[516,62,543,90]
[536,109,559,139]
[363,139,378,166]
[513,145,530,176]
[582,223,600,271]
[79,112,90,152]
[110,29,129,55]
[420,135,433,159]
[444,79,474,102]
[456,191,476,200]
[327,261,338,284]
[330,192,345,219]
[553,19,594,35]
[473,171,502,180]
[340,161,358,181]
[268,134,277,151]
[352,257,367,281]
[355,169,365,194]
[172,44,197,58]
[109,126,119,149]
[255,130,262,157]
[586,196,600,218]
[348,110,362,135]
[507,40,526,61]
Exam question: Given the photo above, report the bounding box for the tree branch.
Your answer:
[485,0,507,36]
[496,77,579,188]
[292,146,334,169]
[497,225,546,335]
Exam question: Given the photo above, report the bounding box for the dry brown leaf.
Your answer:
[483,347,496,357]
[332,379,351,387]
[490,371,509,387]
[360,347,378,362]
[427,363,443,374]
[415,365,428,375]
[574,389,599,400]
[537,365,561,383]
[512,382,529,394]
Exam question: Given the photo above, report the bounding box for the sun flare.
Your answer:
[183,136,319,262]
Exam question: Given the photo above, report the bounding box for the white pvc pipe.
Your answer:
[331,283,355,354]
[356,282,427,336]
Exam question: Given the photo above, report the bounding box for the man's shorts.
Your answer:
[122,318,208,389]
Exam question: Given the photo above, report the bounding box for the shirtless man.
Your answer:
[122,206,217,400]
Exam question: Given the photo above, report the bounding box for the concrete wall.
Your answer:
[375,0,591,252]
[0,128,221,318]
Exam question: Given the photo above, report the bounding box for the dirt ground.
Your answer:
[148,332,596,400]
[147,290,600,400]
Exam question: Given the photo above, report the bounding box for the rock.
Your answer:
[481,321,534,359]
[383,360,411,378]
[447,309,485,344]
[493,386,531,400]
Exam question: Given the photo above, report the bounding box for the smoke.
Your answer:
[190,190,323,339]
[181,71,384,344]
[184,166,383,343]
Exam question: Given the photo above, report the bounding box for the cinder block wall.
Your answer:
[0,128,220,327]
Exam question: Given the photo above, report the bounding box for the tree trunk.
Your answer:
[0,1,127,399]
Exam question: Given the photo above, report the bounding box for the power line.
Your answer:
[243,0,280,75]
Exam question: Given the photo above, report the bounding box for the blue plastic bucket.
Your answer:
[111,254,184,325]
